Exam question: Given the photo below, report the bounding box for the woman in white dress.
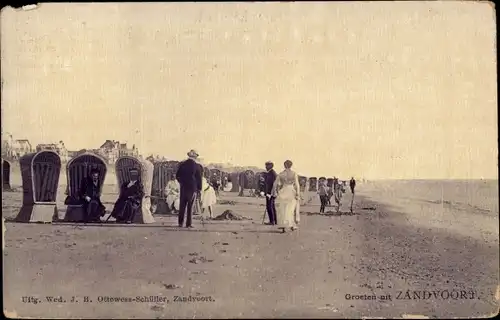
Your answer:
[272,160,300,233]
[201,176,217,219]
[222,177,233,192]
[164,176,180,213]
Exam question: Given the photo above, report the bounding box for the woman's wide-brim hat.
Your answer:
[187,149,199,158]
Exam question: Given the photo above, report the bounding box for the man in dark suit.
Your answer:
[264,161,278,225]
[175,149,203,228]
[349,177,356,194]
[80,168,106,222]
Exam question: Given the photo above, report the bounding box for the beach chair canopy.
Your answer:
[2,159,11,189]
[152,160,180,197]
[308,177,318,191]
[19,150,61,204]
[255,171,266,190]
[326,178,334,187]
[66,152,107,199]
[115,156,154,197]
[239,170,255,189]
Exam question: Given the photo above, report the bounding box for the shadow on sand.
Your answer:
[4,219,283,233]
[303,210,360,217]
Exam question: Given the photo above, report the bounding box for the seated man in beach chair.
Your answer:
[110,168,144,223]
[79,168,106,222]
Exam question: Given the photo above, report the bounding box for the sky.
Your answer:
[1,2,497,179]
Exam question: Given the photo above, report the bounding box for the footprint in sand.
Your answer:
[163,284,182,289]
[189,257,214,264]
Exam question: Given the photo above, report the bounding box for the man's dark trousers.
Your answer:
[84,199,102,222]
[178,189,196,227]
[266,196,277,225]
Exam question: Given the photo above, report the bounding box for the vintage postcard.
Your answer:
[1,2,498,319]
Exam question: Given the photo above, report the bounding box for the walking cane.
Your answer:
[105,213,112,222]
[350,191,355,213]
[262,207,267,224]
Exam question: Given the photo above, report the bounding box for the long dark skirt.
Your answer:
[84,199,106,222]
[111,198,140,222]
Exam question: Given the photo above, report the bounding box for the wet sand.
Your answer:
[2,179,499,318]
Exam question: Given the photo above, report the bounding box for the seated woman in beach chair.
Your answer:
[164,175,180,214]
[110,168,144,224]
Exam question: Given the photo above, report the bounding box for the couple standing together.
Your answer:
[264,160,300,233]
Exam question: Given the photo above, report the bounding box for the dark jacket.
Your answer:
[350,179,356,189]
[176,159,203,193]
[264,169,277,195]
[79,177,102,202]
[118,181,144,206]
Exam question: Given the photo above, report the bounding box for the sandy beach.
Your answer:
[2,2,497,318]
[3,173,498,319]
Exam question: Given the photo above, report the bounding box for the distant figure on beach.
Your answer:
[318,179,329,214]
[264,161,278,225]
[164,175,180,213]
[110,168,144,224]
[201,176,217,219]
[350,177,356,194]
[272,160,300,233]
[224,177,232,192]
[175,149,203,228]
[334,177,343,210]
[333,176,339,189]
[327,180,334,206]
[80,168,106,222]
[210,174,220,197]
[220,175,227,190]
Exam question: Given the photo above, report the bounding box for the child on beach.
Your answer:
[201,176,217,219]
[318,180,329,214]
